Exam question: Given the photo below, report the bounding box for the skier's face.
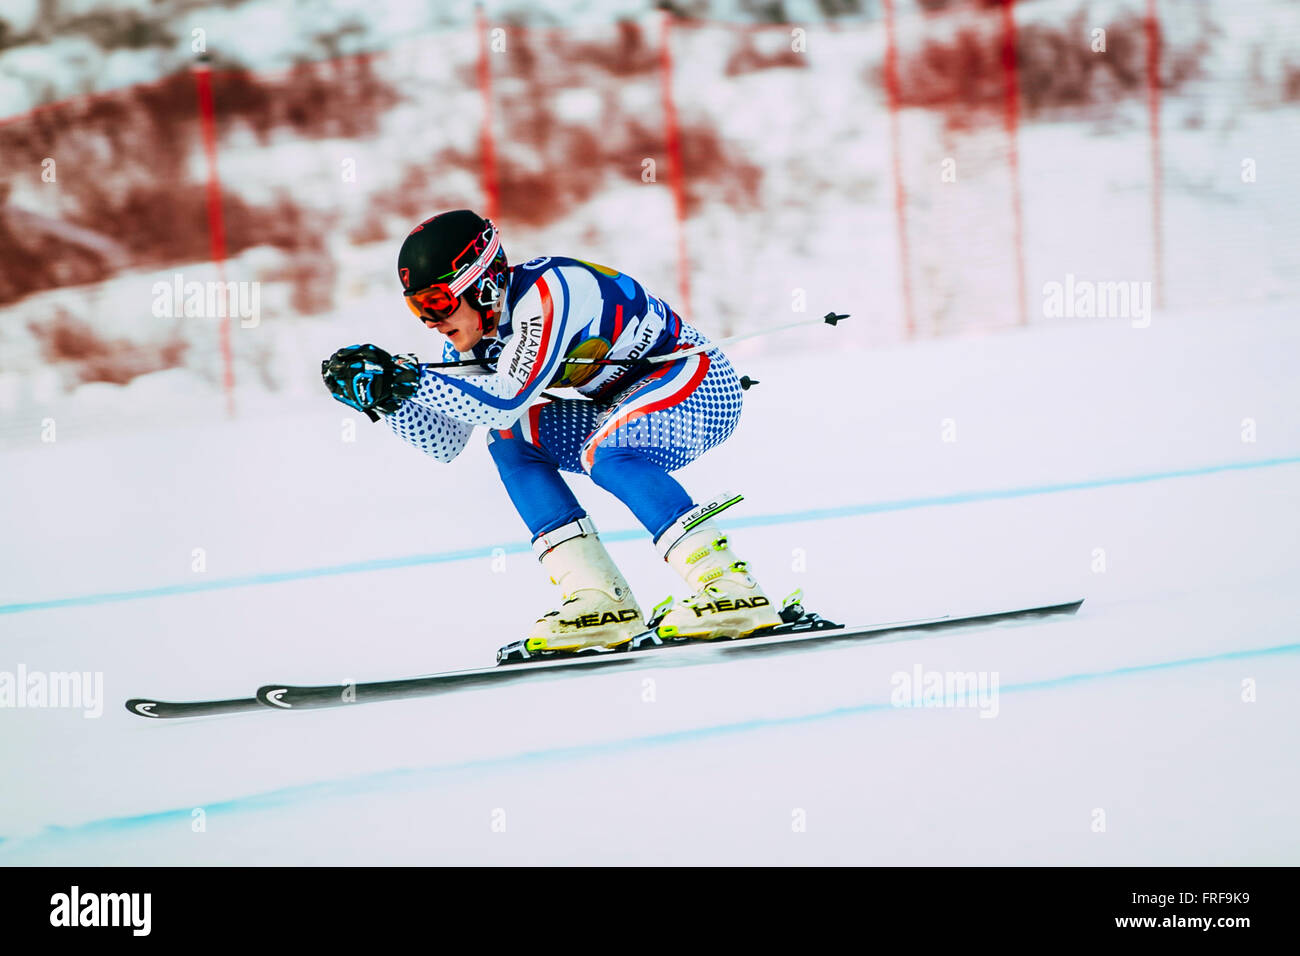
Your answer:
[424,295,484,352]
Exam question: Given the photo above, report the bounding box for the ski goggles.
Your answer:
[404,283,461,322]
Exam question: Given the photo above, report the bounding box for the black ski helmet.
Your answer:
[398,209,508,332]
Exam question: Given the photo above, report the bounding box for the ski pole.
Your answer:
[420,312,849,373]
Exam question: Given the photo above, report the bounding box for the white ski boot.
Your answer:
[651,511,783,641]
[522,517,645,656]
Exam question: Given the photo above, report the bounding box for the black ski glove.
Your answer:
[321,344,420,421]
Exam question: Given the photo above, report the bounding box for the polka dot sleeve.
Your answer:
[384,394,475,462]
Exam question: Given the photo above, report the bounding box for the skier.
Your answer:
[321,209,785,658]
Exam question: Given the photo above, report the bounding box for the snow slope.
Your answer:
[0,301,1298,864]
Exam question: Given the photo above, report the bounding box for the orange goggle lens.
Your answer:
[405,284,459,321]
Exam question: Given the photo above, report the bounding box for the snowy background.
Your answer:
[1,0,1298,864]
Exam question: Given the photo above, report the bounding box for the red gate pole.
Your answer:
[999,0,1028,328]
[194,61,236,417]
[476,4,500,222]
[882,0,916,339]
[659,11,692,319]
[1145,0,1165,310]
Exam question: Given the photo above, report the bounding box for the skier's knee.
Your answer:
[586,443,649,486]
[488,428,535,467]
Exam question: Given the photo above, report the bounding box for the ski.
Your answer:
[124,696,265,719]
[250,598,1083,714]
[124,598,1083,719]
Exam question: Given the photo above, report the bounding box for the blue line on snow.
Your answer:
[3,639,1297,853]
[3,453,1298,616]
